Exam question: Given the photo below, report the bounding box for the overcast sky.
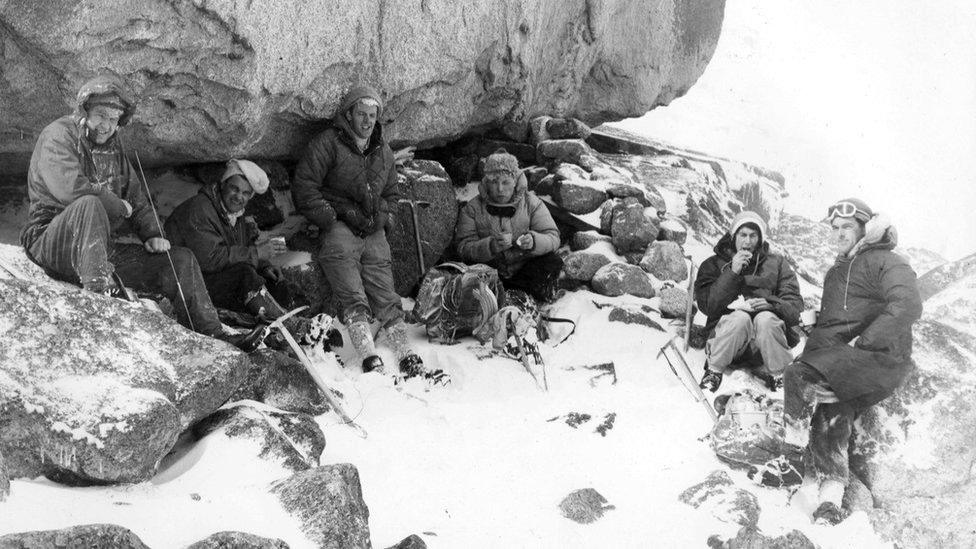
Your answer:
[613,0,976,260]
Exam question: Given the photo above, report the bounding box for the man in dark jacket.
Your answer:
[292,85,446,384]
[784,199,921,525]
[165,159,329,344]
[694,211,803,392]
[20,74,264,351]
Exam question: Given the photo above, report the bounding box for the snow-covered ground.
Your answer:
[1,282,891,548]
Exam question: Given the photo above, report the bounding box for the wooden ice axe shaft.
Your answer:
[398,199,431,274]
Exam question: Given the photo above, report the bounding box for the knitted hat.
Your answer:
[221,159,269,194]
[729,210,768,240]
[483,149,520,176]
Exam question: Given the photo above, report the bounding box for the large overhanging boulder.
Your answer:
[0,0,725,174]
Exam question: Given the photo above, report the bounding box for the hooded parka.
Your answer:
[695,232,803,346]
[454,171,560,279]
[292,86,401,238]
[20,75,159,252]
[798,232,921,407]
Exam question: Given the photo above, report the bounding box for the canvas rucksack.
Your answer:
[414,262,504,344]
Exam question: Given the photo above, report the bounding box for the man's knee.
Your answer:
[70,194,107,213]
[167,247,201,278]
[227,262,265,290]
[753,311,784,333]
[716,310,752,334]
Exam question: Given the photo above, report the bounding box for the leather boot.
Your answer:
[244,286,289,320]
[216,324,269,353]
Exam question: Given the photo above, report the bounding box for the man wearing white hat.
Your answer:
[166,159,327,343]
[694,210,803,392]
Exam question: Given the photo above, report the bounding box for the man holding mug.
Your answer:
[166,159,327,343]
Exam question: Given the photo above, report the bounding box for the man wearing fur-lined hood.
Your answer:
[784,198,922,525]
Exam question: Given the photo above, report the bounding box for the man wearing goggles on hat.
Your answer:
[20,74,265,351]
[783,198,921,525]
[695,211,803,393]
[454,149,562,303]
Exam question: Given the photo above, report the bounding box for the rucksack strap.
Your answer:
[540,315,576,346]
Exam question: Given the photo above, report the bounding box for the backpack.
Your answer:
[415,262,504,344]
[709,390,804,487]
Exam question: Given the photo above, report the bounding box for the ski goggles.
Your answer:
[824,201,871,223]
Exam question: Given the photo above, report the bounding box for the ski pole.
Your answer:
[132,151,194,332]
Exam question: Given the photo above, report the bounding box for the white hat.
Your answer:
[221,159,269,194]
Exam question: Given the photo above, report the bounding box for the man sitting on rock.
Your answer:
[164,159,330,345]
[20,74,265,351]
[454,149,563,303]
[694,211,802,392]
[784,199,921,525]
[292,85,447,385]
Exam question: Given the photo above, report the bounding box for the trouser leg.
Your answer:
[27,195,113,290]
[504,252,564,302]
[202,262,267,311]
[113,244,223,336]
[318,223,371,324]
[752,311,793,375]
[804,401,856,485]
[705,310,753,373]
[360,228,403,326]
[783,360,839,448]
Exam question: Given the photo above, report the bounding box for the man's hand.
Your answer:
[731,250,753,274]
[256,236,287,262]
[260,264,283,282]
[744,297,773,313]
[144,237,171,254]
[492,232,513,253]
[516,233,534,250]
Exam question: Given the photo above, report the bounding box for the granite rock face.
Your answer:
[0,0,726,174]
[0,274,249,485]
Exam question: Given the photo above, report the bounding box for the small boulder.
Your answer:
[563,251,612,282]
[640,241,688,282]
[559,488,615,524]
[679,470,760,529]
[554,162,590,181]
[607,307,664,331]
[658,218,688,245]
[523,166,549,191]
[385,534,428,549]
[186,531,290,549]
[194,404,325,473]
[536,139,594,168]
[591,263,655,298]
[0,524,150,548]
[546,117,591,140]
[529,115,553,145]
[606,183,650,207]
[577,153,600,172]
[534,174,557,197]
[611,197,659,254]
[553,180,608,215]
[598,199,617,236]
[658,286,694,319]
[570,231,612,251]
[709,525,816,549]
[271,464,371,549]
[232,349,330,415]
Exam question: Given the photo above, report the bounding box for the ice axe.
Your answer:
[268,306,368,438]
[658,337,718,424]
[398,198,431,275]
